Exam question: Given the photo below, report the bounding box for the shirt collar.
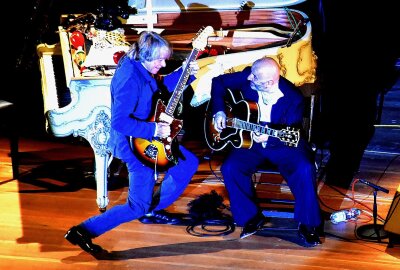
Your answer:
[258,85,284,105]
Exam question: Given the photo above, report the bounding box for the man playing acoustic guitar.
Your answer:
[210,57,322,247]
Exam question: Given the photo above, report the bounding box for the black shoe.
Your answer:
[138,210,181,225]
[65,226,103,254]
[298,223,322,247]
[240,213,266,239]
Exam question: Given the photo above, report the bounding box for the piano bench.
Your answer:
[0,100,19,179]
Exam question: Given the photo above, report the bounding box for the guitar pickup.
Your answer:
[144,144,159,160]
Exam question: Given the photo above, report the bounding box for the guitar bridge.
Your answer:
[144,144,159,160]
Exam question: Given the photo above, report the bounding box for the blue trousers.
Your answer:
[221,141,321,227]
[81,146,199,237]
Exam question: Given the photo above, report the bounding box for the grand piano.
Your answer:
[37,0,316,211]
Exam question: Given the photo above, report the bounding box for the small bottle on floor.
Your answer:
[330,208,361,224]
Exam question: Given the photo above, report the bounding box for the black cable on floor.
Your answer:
[186,219,236,237]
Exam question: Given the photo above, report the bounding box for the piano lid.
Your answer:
[128,0,307,12]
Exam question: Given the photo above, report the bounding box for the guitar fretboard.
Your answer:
[230,118,279,137]
[165,48,199,116]
[227,117,300,147]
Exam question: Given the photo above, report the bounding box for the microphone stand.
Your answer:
[356,179,389,242]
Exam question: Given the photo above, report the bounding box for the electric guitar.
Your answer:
[204,89,300,151]
[131,26,214,169]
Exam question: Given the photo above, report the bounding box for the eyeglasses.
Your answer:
[248,73,270,89]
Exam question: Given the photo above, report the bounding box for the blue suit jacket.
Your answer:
[210,66,305,147]
[107,56,194,162]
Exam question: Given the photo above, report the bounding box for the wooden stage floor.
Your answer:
[0,133,399,269]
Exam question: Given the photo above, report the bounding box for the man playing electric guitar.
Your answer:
[132,25,214,169]
[64,30,202,254]
[209,57,323,247]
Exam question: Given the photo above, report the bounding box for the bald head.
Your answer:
[248,57,281,92]
[252,57,280,82]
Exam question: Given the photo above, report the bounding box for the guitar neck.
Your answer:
[229,118,280,138]
[165,48,199,116]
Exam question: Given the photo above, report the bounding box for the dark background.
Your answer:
[5,0,100,138]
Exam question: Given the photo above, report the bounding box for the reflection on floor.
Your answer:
[0,78,399,269]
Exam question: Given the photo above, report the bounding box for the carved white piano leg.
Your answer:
[93,152,110,212]
[80,109,111,211]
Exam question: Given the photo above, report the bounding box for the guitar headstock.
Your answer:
[192,26,214,50]
[279,127,300,147]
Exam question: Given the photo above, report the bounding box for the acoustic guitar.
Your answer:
[131,26,214,169]
[204,89,300,151]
